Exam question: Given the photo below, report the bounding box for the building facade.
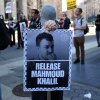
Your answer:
[0,0,27,20]
[78,0,100,21]
[0,0,62,20]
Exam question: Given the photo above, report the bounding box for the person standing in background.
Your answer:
[59,17,64,29]
[73,8,87,65]
[95,14,100,47]
[8,17,16,47]
[29,9,41,29]
[63,13,71,29]
[15,15,28,49]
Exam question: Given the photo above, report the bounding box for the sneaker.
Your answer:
[73,59,80,64]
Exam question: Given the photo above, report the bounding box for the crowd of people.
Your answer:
[0,4,100,100]
[0,6,72,50]
[2,7,99,65]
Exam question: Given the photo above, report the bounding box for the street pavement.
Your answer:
[0,35,100,100]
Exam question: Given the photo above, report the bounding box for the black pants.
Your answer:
[32,91,63,100]
[17,31,23,48]
[9,28,15,46]
[96,31,100,45]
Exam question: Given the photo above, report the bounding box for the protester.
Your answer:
[0,16,10,100]
[31,5,63,100]
[0,16,10,50]
[63,13,71,29]
[59,14,65,29]
[15,15,28,49]
[59,17,64,29]
[29,9,41,29]
[95,14,100,47]
[73,8,87,65]
[40,5,59,28]
[8,17,16,47]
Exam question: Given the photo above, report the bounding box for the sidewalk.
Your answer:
[0,35,100,100]
[1,81,100,100]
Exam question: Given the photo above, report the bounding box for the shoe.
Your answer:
[21,45,24,48]
[12,42,15,45]
[17,47,20,49]
[10,42,13,47]
[73,59,80,64]
[98,44,100,47]
[10,45,13,47]
[81,60,85,65]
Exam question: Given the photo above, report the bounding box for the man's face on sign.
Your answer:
[38,39,55,60]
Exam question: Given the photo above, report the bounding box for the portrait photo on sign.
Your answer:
[25,29,71,60]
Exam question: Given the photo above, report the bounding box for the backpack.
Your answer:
[0,19,10,50]
[81,18,89,35]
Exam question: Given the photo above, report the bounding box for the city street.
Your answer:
[0,32,100,100]
[0,0,100,99]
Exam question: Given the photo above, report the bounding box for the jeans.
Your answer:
[74,36,85,61]
[96,31,100,45]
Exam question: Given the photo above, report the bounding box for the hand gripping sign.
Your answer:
[23,29,72,91]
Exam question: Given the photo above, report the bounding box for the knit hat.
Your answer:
[40,5,56,25]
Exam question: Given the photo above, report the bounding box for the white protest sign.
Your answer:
[19,22,27,40]
[5,2,12,13]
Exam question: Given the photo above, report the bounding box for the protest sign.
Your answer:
[5,2,12,13]
[19,22,26,40]
[67,0,76,10]
[24,29,72,91]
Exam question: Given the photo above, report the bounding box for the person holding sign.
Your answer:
[31,5,63,100]
[32,32,63,100]
[15,15,28,49]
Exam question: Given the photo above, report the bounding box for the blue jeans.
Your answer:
[96,31,100,45]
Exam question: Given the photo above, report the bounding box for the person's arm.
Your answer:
[74,26,86,30]
[74,19,87,30]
